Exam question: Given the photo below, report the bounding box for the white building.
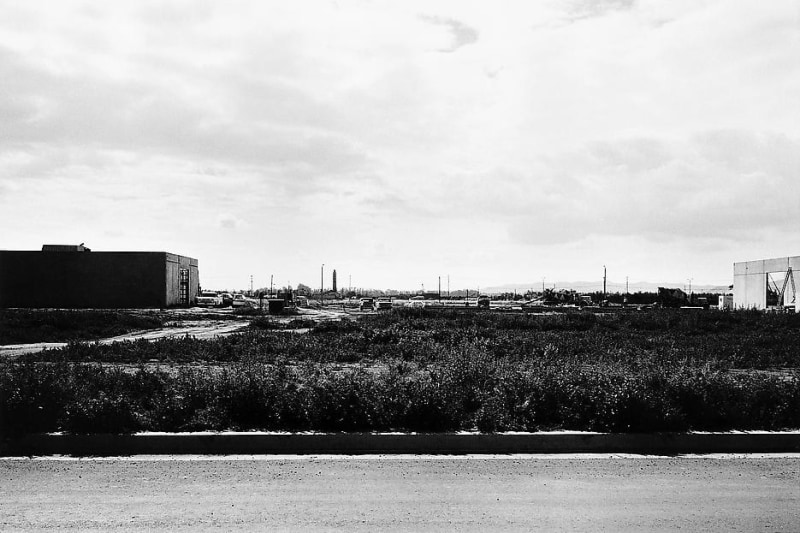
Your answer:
[733,256,798,312]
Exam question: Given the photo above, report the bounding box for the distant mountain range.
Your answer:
[482,281,731,295]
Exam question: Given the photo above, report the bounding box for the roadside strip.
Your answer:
[3,432,799,456]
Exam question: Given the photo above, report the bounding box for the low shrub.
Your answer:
[22,309,800,370]
[0,309,165,345]
[3,356,798,435]
[6,309,800,435]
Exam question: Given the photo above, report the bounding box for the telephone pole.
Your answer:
[603,266,607,302]
[625,275,629,307]
[320,264,324,306]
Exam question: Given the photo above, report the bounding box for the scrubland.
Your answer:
[2,309,799,434]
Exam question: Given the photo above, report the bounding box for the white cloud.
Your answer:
[506,130,800,244]
[0,0,798,289]
[217,213,248,230]
[420,15,480,52]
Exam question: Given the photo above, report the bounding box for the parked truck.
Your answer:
[196,291,222,308]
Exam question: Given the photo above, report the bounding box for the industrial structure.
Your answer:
[733,255,797,312]
[0,245,199,308]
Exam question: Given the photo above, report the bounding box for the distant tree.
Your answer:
[295,283,313,296]
[587,291,659,305]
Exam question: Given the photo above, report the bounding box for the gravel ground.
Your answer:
[2,455,798,531]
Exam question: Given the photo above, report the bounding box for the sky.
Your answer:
[1,0,798,292]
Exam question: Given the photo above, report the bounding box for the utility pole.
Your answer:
[320,263,324,306]
[438,276,441,303]
[250,275,253,295]
[624,275,629,307]
[542,277,545,294]
[270,274,273,297]
[447,275,450,299]
[603,265,607,303]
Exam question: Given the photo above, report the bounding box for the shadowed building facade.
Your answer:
[0,245,199,308]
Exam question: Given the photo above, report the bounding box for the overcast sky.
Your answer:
[1,0,798,291]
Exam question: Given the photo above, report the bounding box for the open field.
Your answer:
[0,307,341,357]
[2,309,799,435]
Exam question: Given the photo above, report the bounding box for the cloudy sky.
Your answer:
[1,0,798,292]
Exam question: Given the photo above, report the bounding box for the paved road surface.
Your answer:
[2,455,798,531]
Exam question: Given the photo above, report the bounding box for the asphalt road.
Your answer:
[2,455,798,531]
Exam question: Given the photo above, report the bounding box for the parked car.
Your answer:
[359,297,375,311]
[197,291,222,308]
[220,292,233,307]
[232,294,251,308]
[375,298,392,311]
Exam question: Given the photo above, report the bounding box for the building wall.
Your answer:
[0,251,198,308]
[733,256,800,312]
[165,253,199,306]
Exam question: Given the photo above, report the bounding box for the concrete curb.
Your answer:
[2,432,799,456]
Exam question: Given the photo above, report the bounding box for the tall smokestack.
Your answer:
[332,269,337,294]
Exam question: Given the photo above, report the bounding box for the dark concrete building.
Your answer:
[0,245,199,308]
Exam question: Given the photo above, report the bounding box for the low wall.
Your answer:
[3,432,799,456]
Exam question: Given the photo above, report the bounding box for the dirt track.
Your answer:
[0,320,251,357]
[0,307,353,358]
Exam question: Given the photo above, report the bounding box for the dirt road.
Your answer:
[0,307,351,358]
[0,320,251,357]
[2,455,798,531]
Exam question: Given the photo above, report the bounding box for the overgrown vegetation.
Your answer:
[0,309,166,345]
[2,309,799,434]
